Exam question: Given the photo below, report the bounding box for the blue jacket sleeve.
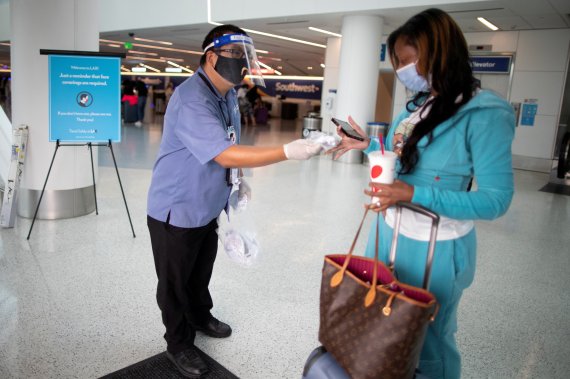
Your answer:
[411,106,515,220]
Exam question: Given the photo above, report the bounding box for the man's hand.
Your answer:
[283,139,323,160]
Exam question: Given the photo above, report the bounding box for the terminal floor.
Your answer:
[1,117,569,379]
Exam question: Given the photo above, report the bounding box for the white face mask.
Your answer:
[396,62,430,93]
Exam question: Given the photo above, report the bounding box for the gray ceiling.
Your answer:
[1,0,569,76]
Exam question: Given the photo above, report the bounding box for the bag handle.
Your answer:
[388,202,440,290]
[330,207,380,307]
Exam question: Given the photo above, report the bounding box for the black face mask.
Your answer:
[214,55,248,85]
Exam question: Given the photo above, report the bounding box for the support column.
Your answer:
[335,15,383,163]
[320,37,341,134]
[10,0,99,219]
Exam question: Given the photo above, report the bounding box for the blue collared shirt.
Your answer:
[147,67,241,227]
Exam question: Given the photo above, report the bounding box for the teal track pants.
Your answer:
[364,215,477,379]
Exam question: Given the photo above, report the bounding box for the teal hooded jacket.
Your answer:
[365,90,516,221]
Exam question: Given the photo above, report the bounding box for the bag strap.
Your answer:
[330,207,370,284]
[330,207,380,307]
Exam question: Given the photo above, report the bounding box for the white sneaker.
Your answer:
[134,121,142,127]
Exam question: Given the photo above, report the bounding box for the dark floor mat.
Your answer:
[539,183,570,196]
[99,348,239,379]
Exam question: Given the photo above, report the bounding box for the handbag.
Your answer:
[318,202,440,379]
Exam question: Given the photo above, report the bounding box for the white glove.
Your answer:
[283,139,323,160]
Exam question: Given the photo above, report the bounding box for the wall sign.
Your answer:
[48,54,121,142]
[520,99,538,127]
[261,78,322,100]
[471,55,512,74]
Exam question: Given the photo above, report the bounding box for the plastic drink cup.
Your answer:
[368,150,397,202]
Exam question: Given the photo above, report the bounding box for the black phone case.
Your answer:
[332,118,365,141]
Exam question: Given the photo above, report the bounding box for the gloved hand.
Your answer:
[238,179,251,202]
[283,139,323,160]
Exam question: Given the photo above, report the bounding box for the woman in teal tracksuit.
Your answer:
[330,9,515,379]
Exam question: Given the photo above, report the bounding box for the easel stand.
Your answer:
[26,139,136,240]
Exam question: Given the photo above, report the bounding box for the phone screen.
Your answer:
[331,118,365,141]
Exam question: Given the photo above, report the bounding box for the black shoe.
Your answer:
[194,316,232,338]
[166,348,209,378]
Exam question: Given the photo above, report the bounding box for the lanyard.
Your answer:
[198,72,238,187]
[198,72,231,129]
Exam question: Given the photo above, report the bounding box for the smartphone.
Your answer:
[331,118,365,141]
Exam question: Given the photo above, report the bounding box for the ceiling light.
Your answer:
[167,60,194,73]
[131,42,203,55]
[262,75,323,80]
[126,56,166,63]
[160,56,184,62]
[242,28,326,48]
[133,37,173,45]
[101,39,202,55]
[257,61,282,76]
[257,61,273,70]
[320,63,325,68]
[206,0,323,48]
[477,17,499,31]
[0,42,10,46]
[308,27,342,38]
[132,67,147,72]
[129,50,158,56]
[99,38,123,44]
[120,65,130,72]
[307,66,313,70]
[122,72,193,77]
[107,44,121,48]
[262,56,282,62]
[256,49,269,54]
[165,67,183,73]
[139,63,160,73]
[277,66,283,70]
[207,0,223,26]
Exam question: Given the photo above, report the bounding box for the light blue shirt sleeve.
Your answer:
[411,106,515,220]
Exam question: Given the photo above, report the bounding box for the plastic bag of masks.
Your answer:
[218,188,259,267]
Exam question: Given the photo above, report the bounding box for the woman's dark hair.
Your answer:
[387,8,478,174]
[200,24,248,66]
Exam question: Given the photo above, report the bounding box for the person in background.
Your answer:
[165,81,174,108]
[246,83,261,112]
[329,8,515,379]
[146,24,323,378]
[121,79,138,124]
[134,78,148,127]
[237,83,254,126]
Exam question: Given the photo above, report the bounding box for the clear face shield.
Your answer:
[204,34,265,87]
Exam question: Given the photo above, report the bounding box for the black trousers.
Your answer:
[147,215,219,354]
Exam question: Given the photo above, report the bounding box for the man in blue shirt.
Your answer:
[147,24,322,378]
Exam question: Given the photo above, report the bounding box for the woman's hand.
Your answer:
[365,180,414,212]
[327,116,370,159]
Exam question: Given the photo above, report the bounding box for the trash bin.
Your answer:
[363,122,389,164]
[302,114,322,138]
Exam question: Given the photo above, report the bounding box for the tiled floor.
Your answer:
[1,116,569,379]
